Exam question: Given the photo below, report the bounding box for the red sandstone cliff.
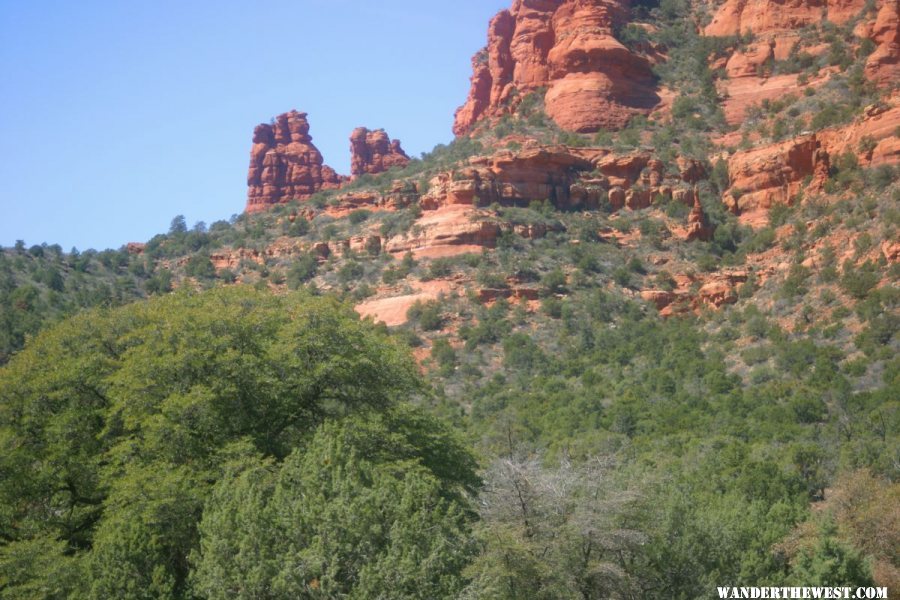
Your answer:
[723,134,830,225]
[453,0,660,136]
[246,111,344,213]
[862,0,900,86]
[349,128,410,178]
[704,0,868,41]
[702,0,891,124]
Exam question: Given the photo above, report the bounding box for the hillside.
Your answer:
[0,0,898,597]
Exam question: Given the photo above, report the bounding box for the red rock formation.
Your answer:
[384,205,502,258]
[246,111,344,213]
[677,157,707,184]
[719,72,832,126]
[686,195,713,241]
[349,127,410,177]
[422,146,595,209]
[355,280,456,327]
[453,0,659,136]
[724,41,775,78]
[864,0,900,86]
[703,0,878,122]
[642,271,750,316]
[883,240,900,263]
[817,96,900,166]
[420,145,703,216]
[608,186,626,209]
[698,275,743,308]
[704,0,867,40]
[723,134,830,225]
[349,235,382,255]
[640,289,678,310]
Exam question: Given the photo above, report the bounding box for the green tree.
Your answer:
[169,215,188,235]
[789,521,875,588]
[192,414,478,599]
[286,253,319,289]
[0,287,474,598]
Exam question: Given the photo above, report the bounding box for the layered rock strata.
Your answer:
[350,127,410,177]
[246,111,344,213]
[453,0,660,136]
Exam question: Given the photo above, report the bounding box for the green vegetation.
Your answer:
[0,287,477,598]
[1,0,898,597]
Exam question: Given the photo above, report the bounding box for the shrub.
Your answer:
[840,260,879,299]
[430,338,457,376]
[407,299,444,331]
[348,209,371,225]
[427,258,454,279]
[613,267,632,287]
[185,254,215,280]
[337,261,365,283]
[780,263,811,298]
[541,269,568,295]
[542,296,563,318]
[287,254,319,289]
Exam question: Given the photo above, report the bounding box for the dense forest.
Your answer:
[0,281,895,598]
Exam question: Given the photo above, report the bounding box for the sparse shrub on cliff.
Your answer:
[617,127,641,148]
[780,263,812,298]
[619,22,652,52]
[768,203,794,227]
[541,268,568,295]
[477,268,509,290]
[427,338,456,379]
[867,164,897,190]
[827,38,854,70]
[145,268,173,294]
[460,300,511,349]
[425,258,455,280]
[337,260,365,284]
[811,103,844,130]
[742,227,777,254]
[185,253,215,280]
[286,253,319,289]
[408,298,445,332]
[348,209,371,225]
[840,260,880,299]
[711,158,730,194]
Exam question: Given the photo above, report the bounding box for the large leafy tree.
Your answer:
[0,286,478,598]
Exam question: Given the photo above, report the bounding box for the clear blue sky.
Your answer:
[0,0,507,251]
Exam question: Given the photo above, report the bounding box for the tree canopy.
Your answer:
[0,286,478,599]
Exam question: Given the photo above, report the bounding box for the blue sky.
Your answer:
[0,0,508,250]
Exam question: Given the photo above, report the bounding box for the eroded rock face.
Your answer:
[349,128,410,177]
[702,0,881,123]
[419,145,699,219]
[704,0,867,39]
[453,0,659,136]
[723,134,830,223]
[818,96,900,165]
[641,271,750,317]
[864,0,900,86]
[246,111,344,213]
[686,196,713,242]
[384,205,503,258]
[422,146,595,209]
